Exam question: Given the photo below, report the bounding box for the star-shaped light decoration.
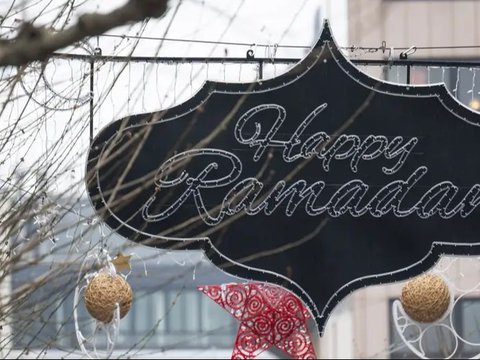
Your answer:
[111,253,132,273]
[198,283,317,359]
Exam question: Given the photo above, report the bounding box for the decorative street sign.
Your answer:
[86,20,480,335]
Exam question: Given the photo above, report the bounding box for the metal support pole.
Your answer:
[0,233,11,358]
[89,59,94,144]
[258,61,264,80]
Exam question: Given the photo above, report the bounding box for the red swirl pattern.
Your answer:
[244,293,264,318]
[198,282,317,359]
[225,285,248,310]
[274,316,296,337]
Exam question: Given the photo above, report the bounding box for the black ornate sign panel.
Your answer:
[86,20,480,335]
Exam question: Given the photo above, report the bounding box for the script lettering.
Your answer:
[235,104,417,174]
[141,104,480,225]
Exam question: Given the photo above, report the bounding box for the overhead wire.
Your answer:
[1,24,480,52]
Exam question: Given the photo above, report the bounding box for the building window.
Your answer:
[389,298,480,358]
[384,65,480,112]
[106,289,237,349]
[10,283,238,351]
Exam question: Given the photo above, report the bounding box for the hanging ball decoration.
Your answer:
[84,273,133,323]
[400,274,450,323]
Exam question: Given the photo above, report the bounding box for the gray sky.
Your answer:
[0,0,348,193]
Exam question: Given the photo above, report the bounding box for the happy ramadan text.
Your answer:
[142,103,480,225]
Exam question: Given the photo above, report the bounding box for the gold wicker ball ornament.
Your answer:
[400,274,451,323]
[84,273,133,323]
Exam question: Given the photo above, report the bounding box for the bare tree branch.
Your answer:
[0,0,169,67]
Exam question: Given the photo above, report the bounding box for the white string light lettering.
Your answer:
[139,105,480,226]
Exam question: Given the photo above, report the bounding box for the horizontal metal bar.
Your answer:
[351,58,480,68]
[50,52,480,68]
[52,53,299,64]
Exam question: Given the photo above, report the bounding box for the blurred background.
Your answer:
[1,0,480,358]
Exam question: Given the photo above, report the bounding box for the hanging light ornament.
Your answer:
[84,272,133,323]
[400,274,451,323]
[74,247,135,358]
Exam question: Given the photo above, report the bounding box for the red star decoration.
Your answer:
[198,283,317,359]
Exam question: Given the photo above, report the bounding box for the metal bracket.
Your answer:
[400,46,417,60]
